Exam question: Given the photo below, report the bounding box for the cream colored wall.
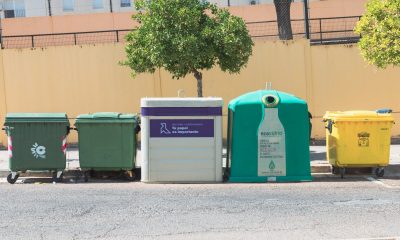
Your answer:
[0,44,156,144]
[0,40,400,146]
[310,44,400,138]
[0,50,6,145]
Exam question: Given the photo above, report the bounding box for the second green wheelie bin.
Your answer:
[3,113,70,184]
[75,112,139,181]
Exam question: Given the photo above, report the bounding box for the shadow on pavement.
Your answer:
[310,150,327,162]
[313,173,400,182]
[18,176,139,184]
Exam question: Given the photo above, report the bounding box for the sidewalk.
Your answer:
[310,145,400,176]
[1,146,400,177]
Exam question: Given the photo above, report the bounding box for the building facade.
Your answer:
[1,0,134,18]
[1,0,308,18]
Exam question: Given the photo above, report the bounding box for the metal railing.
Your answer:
[246,15,362,44]
[2,30,131,49]
[1,16,362,49]
[309,16,362,44]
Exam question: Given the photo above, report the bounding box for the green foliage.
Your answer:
[123,0,253,80]
[355,0,400,68]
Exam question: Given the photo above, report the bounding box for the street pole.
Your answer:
[0,10,3,48]
[109,0,113,12]
[228,0,230,6]
[303,0,310,39]
[48,0,52,16]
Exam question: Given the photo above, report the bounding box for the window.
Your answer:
[63,0,74,12]
[4,0,25,18]
[120,0,131,7]
[93,0,103,9]
[4,10,15,18]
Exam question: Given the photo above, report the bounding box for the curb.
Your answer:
[0,166,333,178]
[1,164,400,180]
[383,163,400,177]
[0,169,82,178]
[311,163,331,174]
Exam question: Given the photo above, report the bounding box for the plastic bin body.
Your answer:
[141,98,223,183]
[75,112,138,171]
[4,113,70,172]
[227,90,311,183]
[324,111,393,168]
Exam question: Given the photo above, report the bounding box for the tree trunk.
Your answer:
[274,0,293,40]
[193,70,203,97]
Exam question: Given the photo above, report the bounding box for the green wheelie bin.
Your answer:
[3,113,70,184]
[75,112,139,182]
[227,90,312,183]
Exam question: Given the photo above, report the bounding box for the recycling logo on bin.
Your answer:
[31,143,46,159]
[150,119,214,138]
[160,122,171,134]
[358,132,370,147]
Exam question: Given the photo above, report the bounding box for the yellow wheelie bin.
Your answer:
[323,110,394,178]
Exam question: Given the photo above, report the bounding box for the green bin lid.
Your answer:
[4,113,69,123]
[76,112,138,124]
[228,90,306,110]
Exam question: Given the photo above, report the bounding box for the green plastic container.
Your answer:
[75,112,138,172]
[3,113,70,183]
[227,90,312,182]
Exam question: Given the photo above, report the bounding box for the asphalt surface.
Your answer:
[0,177,400,240]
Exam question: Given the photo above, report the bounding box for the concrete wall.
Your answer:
[0,39,400,147]
[2,0,367,36]
[2,12,137,36]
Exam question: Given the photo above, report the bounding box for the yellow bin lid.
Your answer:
[323,111,394,122]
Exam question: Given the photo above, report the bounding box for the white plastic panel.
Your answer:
[141,115,223,183]
[141,97,223,108]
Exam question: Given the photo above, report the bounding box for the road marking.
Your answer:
[342,237,400,240]
[365,177,400,189]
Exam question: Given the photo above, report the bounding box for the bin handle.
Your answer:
[67,127,77,135]
[325,120,333,134]
[135,124,141,134]
[376,108,392,114]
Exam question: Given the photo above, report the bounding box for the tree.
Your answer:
[123,0,254,97]
[355,0,400,68]
[274,0,293,40]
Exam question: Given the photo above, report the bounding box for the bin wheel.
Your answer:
[340,168,345,179]
[134,168,141,181]
[375,168,385,178]
[223,174,229,182]
[83,171,90,183]
[125,170,135,182]
[52,172,63,183]
[332,166,339,175]
[7,173,19,184]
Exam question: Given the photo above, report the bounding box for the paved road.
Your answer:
[0,177,400,240]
